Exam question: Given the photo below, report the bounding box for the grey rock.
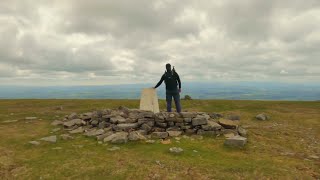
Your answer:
[51,120,63,126]
[169,147,184,154]
[183,118,192,123]
[201,121,222,131]
[104,132,128,144]
[69,127,84,134]
[128,131,147,141]
[68,113,78,120]
[137,130,147,135]
[141,123,152,132]
[84,129,105,137]
[180,112,197,118]
[238,126,247,137]
[155,122,167,128]
[256,113,270,121]
[96,131,113,141]
[167,113,178,121]
[40,135,57,143]
[155,112,166,122]
[116,123,139,131]
[63,119,84,128]
[175,122,184,127]
[168,121,175,126]
[167,131,182,137]
[222,129,239,136]
[145,120,155,127]
[151,132,168,139]
[60,134,74,140]
[224,136,247,147]
[108,146,120,151]
[141,111,154,118]
[82,112,93,120]
[192,117,207,126]
[184,129,196,135]
[110,116,127,124]
[166,127,181,131]
[29,141,40,145]
[90,119,99,126]
[153,127,166,132]
[118,106,130,114]
[180,125,191,130]
[218,119,239,129]
[98,121,107,129]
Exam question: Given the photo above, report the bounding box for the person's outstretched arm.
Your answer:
[154,75,164,88]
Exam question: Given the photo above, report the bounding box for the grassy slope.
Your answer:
[0,99,319,179]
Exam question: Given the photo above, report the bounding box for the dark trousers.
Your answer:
[166,90,181,113]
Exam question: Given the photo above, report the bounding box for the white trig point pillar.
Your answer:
[139,88,160,113]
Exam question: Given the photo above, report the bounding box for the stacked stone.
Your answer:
[51,106,247,146]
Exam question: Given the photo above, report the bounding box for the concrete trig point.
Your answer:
[139,88,160,113]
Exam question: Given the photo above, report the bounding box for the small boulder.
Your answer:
[201,121,222,131]
[169,147,184,154]
[192,117,207,126]
[128,131,147,141]
[40,135,57,143]
[96,132,113,141]
[68,113,78,120]
[104,132,128,144]
[69,127,84,134]
[167,131,182,137]
[84,129,105,137]
[180,112,197,118]
[237,126,247,137]
[116,123,139,131]
[110,116,127,124]
[151,132,168,139]
[63,119,84,128]
[218,119,239,129]
[224,136,247,147]
[155,122,167,128]
[256,113,270,121]
[141,124,152,132]
[108,146,120,151]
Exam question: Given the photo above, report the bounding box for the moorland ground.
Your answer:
[0,99,319,179]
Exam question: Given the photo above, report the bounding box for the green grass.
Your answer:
[0,99,319,179]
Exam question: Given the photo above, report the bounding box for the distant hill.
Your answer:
[0,82,319,100]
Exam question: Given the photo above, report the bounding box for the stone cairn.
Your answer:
[50,106,248,147]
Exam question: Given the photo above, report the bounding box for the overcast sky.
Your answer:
[0,0,319,86]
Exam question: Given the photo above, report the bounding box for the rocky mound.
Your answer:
[49,106,248,147]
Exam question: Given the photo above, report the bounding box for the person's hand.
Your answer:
[179,88,181,93]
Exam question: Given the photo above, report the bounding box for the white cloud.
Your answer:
[0,0,319,85]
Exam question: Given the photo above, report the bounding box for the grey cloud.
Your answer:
[0,0,319,85]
